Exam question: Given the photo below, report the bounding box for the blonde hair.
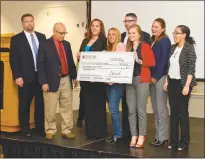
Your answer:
[106,27,121,52]
[126,24,143,51]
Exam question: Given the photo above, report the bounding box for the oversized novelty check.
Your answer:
[77,52,135,84]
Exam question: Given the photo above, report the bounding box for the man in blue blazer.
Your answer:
[38,22,78,140]
[121,13,150,139]
[10,13,46,137]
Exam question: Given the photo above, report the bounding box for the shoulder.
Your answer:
[160,36,171,44]
[142,31,150,37]
[82,37,89,43]
[63,40,71,46]
[11,32,23,41]
[141,42,151,49]
[121,32,126,36]
[35,31,45,37]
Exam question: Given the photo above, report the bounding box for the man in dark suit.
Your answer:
[10,13,46,136]
[121,13,150,139]
[38,22,78,140]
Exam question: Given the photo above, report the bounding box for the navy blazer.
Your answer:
[37,37,77,92]
[10,31,46,82]
[151,37,171,80]
[121,31,151,45]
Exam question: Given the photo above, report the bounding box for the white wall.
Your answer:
[1,1,87,64]
[91,1,204,79]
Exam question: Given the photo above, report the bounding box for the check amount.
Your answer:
[77,52,134,84]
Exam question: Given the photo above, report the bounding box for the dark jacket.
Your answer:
[79,36,107,52]
[150,37,171,80]
[121,31,151,45]
[79,36,107,87]
[37,37,77,92]
[10,31,46,82]
[168,41,197,88]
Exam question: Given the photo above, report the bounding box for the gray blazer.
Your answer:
[168,41,197,88]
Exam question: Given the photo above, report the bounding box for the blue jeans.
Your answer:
[106,84,124,138]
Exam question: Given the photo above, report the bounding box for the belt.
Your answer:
[60,74,68,78]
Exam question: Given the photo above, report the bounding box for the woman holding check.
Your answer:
[77,19,107,139]
[126,24,155,148]
[104,27,126,145]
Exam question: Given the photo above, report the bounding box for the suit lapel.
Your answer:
[35,31,41,43]
[21,31,33,54]
[49,37,61,64]
[179,42,189,62]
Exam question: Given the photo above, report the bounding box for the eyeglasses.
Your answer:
[55,30,68,36]
[172,32,183,36]
[123,20,136,23]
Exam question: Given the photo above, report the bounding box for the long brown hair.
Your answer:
[106,27,121,51]
[87,19,106,40]
[126,24,143,51]
[151,18,168,43]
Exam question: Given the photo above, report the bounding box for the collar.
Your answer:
[24,30,35,37]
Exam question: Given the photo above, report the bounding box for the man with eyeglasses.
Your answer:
[10,13,46,137]
[121,13,150,139]
[38,22,78,140]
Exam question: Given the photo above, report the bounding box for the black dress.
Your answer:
[79,36,107,138]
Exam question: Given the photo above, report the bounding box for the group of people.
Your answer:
[9,12,196,152]
[76,13,197,151]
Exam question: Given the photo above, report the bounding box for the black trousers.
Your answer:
[168,79,192,148]
[77,88,85,121]
[18,73,44,132]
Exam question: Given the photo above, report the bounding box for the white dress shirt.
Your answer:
[24,30,39,71]
[123,32,129,45]
[168,46,183,79]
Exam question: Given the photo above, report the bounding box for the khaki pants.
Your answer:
[43,76,73,135]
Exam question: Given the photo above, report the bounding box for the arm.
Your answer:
[37,42,47,85]
[182,45,196,95]
[68,42,77,80]
[9,37,22,80]
[187,44,196,81]
[152,38,171,80]
[141,43,155,67]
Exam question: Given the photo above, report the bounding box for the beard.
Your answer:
[26,25,34,32]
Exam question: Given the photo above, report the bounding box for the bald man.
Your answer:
[38,22,78,140]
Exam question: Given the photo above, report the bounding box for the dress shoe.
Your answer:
[62,132,75,139]
[76,120,83,128]
[135,136,146,149]
[150,138,158,145]
[105,136,114,143]
[129,136,138,148]
[105,136,121,144]
[22,128,32,137]
[46,133,54,140]
[153,140,168,147]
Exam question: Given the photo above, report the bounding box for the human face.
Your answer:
[91,21,101,36]
[173,27,186,44]
[53,25,67,42]
[128,27,140,42]
[124,16,136,31]
[22,16,35,32]
[151,21,164,37]
[108,30,117,44]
